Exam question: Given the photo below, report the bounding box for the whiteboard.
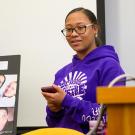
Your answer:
[0,0,99,127]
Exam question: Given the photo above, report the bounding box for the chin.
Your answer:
[72,47,82,51]
[74,48,86,53]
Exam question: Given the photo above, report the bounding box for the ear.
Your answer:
[92,24,98,37]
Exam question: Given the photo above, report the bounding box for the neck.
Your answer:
[77,43,97,60]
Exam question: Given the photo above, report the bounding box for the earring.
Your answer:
[95,33,98,37]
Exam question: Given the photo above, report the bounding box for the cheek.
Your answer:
[10,88,16,95]
[12,88,16,95]
[66,37,70,43]
[0,113,7,129]
[66,38,72,47]
[84,33,95,44]
[81,35,91,45]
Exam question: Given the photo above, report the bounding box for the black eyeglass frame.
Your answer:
[61,23,93,37]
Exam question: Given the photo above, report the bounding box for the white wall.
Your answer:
[0,0,97,127]
[105,0,135,76]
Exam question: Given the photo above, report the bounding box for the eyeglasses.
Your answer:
[61,24,93,37]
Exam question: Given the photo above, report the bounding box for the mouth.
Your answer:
[71,40,82,46]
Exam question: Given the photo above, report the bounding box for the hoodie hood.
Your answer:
[72,45,120,66]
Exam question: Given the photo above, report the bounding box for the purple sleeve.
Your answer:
[46,106,65,127]
[61,94,102,123]
[46,97,102,127]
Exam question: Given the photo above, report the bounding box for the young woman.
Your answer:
[42,7,125,134]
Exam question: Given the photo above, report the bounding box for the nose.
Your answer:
[71,29,79,36]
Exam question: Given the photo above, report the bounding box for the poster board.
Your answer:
[0,55,20,135]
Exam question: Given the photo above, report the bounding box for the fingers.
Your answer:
[42,92,55,102]
[52,84,63,92]
[41,84,66,106]
[42,91,54,98]
[52,84,58,89]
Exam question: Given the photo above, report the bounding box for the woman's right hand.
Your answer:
[42,84,66,112]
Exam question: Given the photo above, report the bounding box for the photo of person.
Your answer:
[0,108,8,132]
[3,81,17,98]
[0,75,17,107]
[0,107,14,134]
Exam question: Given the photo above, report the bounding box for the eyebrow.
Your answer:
[65,23,88,27]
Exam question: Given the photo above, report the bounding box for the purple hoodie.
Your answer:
[46,45,125,134]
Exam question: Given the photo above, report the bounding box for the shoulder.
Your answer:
[55,63,72,77]
[99,58,125,85]
[101,57,123,71]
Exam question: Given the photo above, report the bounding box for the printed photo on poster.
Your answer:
[0,74,17,107]
[0,107,14,134]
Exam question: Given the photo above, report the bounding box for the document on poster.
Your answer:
[0,61,8,70]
